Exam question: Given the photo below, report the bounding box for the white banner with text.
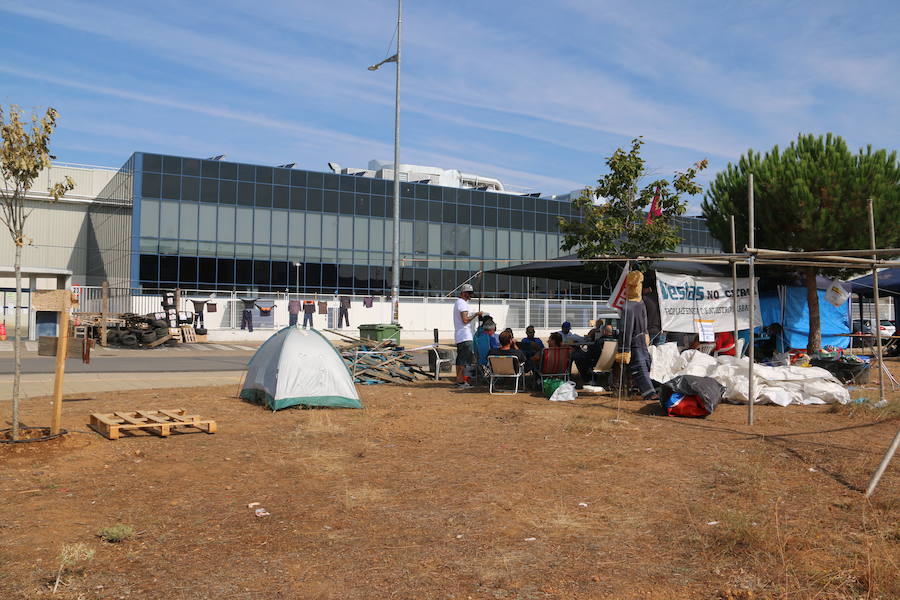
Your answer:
[656,273,761,334]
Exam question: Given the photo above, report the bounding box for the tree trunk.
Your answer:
[805,266,822,354]
[11,243,22,440]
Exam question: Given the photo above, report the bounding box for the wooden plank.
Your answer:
[146,334,172,348]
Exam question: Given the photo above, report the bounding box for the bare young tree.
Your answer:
[0,106,74,439]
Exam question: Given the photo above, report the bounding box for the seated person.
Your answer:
[488,330,531,373]
[473,322,500,366]
[599,324,616,341]
[556,321,587,345]
[585,319,605,342]
[518,325,544,361]
[758,323,786,359]
[501,327,519,350]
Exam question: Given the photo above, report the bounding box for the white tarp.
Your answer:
[656,273,762,334]
[648,342,850,406]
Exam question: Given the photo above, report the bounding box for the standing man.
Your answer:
[453,283,482,389]
[338,295,351,328]
[643,284,663,345]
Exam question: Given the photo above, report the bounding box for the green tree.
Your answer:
[702,133,900,353]
[560,137,708,265]
[0,106,74,440]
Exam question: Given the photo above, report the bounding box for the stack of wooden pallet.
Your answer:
[325,329,434,385]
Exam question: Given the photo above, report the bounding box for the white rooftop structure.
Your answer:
[330,160,511,193]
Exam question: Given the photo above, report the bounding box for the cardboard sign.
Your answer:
[32,290,77,312]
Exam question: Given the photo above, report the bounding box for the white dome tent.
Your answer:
[240,327,362,410]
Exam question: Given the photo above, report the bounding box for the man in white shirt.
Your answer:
[453,284,482,388]
[556,321,587,345]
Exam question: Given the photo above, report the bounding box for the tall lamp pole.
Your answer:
[369,0,402,324]
[293,261,300,297]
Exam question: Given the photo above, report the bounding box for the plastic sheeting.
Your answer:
[781,287,851,349]
[648,343,850,407]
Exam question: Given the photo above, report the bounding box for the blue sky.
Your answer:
[1,0,898,211]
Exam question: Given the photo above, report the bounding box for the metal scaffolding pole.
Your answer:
[747,174,756,425]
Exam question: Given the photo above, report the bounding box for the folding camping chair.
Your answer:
[536,346,573,387]
[591,340,618,387]
[488,355,525,395]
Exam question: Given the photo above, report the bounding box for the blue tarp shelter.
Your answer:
[758,287,851,350]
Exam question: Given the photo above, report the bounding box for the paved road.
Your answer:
[0,353,252,374]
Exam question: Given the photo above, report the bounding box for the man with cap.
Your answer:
[453,284,482,388]
[556,321,587,345]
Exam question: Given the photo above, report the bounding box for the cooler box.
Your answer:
[358,323,402,344]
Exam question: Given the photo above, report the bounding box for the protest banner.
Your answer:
[656,273,761,333]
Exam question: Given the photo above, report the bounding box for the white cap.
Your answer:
[460,284,474,293]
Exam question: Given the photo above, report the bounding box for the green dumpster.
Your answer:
[358,323,402,344]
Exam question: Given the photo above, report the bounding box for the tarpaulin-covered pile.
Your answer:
[649,343,850,406]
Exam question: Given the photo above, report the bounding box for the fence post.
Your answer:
[100,281,109,346]
[544,299,549,329]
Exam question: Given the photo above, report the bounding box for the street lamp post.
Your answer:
[293,262,300,298]
[369,0,402,325]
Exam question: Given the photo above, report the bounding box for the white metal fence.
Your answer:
[73,286,617,333]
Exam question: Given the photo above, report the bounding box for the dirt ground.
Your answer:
[2,366,899,600]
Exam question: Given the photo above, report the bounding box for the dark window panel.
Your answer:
[322,263,338,289]
[471,205,484,226]
[483,272,497,294]
[400,197,414,219]
[255,166,273,183]
[305,262,322,287]
[159,256,178,281]
[220,162,237,180]
[339,192,354,214]
[442,202,455,223]
[414,183,428,199]
[201,179,219,203]
[220,180,237,204]
[141,173,161,198]
[182,177,200,202]
[510,210,523,229]
[323,190,339,213]
[428,185,441,201]
[369,195,385,217]
[401,183,414,197]
[235,259,252,284]
[238,164,254,181]
[509,195,523,211]
[323,173,339,190]
[308,189,324,211]
[415,199,428,221]
[255,184,273,207]
[182,158,200,177]
[338,264,353,290]
[355,194,370,216]
[385,197,394,218]
[162,175,180,200]
[429,201,442,222]
[413,268,427,292]
[253,260,272,285]
[217,259,235,284]
[273,186,289,209]
[339,175,354,192]
[442,270,454,293]
[370,178,387,195]
[354,265,369,290]
[198,257,216,284]
[427,268,441,291]
[523,196,536,212]
[237,181,254,205]
[179,256,198,284]
[290,187,306,210]
[143,154,162,172]
[371,265,385,292]
[484,207,498,227]
[307,172,324,188]
[271,261,288,286]
[274,168,290,186]
[201,160,219,179]
[457,204,470,225]
[355,177,370,194]
[523,211,535,230]
[467,190,480,206]
[290,169,307,187]
[162,156,181,175]
[497,194,510,209]
[536,212,548,231]
[139,254,158,282]
[487,192,499,207]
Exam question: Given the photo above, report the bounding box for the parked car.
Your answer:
[878,319,896,339]
[852,319,895,340]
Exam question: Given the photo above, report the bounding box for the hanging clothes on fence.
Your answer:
[256,300,275,318]
[288,299,301,326]
[239,297,259,332]
[190,299,209,328]
[302,300,316,327]
[317,301,328,315]
[363,296,374,308]
[338,296,351,328]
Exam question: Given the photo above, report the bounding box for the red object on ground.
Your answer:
[667,395,709,418]
[714,331,735,356]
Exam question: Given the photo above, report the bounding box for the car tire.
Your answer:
[119,333,138,347]
[195,328,208,336]
[141,331,157,344]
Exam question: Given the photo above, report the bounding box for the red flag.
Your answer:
[646,186,662,224]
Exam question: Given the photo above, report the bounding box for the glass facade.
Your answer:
[130,152,720,297]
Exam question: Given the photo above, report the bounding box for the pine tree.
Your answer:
[702,133,900,353]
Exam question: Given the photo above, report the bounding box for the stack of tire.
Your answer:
[107,327,138,348]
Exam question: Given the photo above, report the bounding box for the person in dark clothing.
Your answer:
[622,272,657,401]
[239,297,259,332]
[302,300,316,327]
[288,299,301,326]
[338,296,351,328]
[643,285,663,345]
[488,330,531,373]
[519,325,545,366]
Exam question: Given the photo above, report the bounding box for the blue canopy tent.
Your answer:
[756,279,851,350]
[845,269,900,333]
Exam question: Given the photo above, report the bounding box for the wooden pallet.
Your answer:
[89,409,216,440]
[180,325,197,343]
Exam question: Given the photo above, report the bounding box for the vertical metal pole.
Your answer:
[868,199,885,404]
[390,0,402,324]
[100,281,109,347]
[730,216,739,355]
[747,174,756,425]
